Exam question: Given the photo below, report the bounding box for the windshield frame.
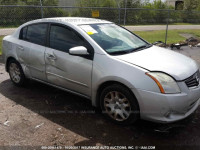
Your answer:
[79,23,152,55]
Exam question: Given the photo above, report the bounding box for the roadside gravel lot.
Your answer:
[0,47,200,150]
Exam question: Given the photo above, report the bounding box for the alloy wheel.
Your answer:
[104,91,131,121]
[9,63,21,83]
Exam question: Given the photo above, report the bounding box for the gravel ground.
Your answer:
[0,46,200,150]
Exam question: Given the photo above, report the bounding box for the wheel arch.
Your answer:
[95,80,140,112]
[6,56,17,72]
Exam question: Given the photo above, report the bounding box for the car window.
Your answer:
[19,27,28,40]
[49,25,86,53]
[80,24,150,55]
[26,24,48,46]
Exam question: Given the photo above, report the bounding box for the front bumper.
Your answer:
[133,81,200,123]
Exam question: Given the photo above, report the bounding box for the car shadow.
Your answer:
[0,78,198,148]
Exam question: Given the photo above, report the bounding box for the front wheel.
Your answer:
[100,84,140,125]
[8,59,27,86]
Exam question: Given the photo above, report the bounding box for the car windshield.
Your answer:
[80,23,151,55]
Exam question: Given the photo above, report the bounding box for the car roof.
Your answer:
[26,17,112,26]
[12,17,112,39]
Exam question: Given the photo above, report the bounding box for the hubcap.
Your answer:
[104,91,131,121]
[9,63,21,83]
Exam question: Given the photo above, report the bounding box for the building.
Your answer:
[166,0,184,9]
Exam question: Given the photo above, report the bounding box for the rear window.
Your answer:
[19,27,28,40]
[26,24,48,46]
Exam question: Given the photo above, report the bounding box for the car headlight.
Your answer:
[146,72,181,94]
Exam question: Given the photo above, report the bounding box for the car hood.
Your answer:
[114,46,199,80]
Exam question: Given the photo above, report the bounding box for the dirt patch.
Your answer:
[179,33,197,39]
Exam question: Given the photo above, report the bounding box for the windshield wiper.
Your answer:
[108,50,130,55]
[128,44,152,53]
[109,44,152,56]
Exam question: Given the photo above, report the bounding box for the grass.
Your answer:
[134,29,200,44]
[171,23,200,25]
[0,36,4,55]
[125,23,200,26]
[0,25,19,29]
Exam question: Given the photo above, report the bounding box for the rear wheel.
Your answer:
[100,84,140,125]
[8,59,27,86]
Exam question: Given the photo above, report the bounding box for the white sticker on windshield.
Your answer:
[81,25,98,35]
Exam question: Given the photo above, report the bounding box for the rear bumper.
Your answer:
[133,82,200,123]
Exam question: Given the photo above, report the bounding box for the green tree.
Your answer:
[78,0,117,7]
[182,0,200,23]
[0,0,66,26]
[0,0,18,5]
[122,0,141,8]
[184,0,200,10]
[124,0,169,25]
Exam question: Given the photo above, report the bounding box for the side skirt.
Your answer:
[31,77,91,100]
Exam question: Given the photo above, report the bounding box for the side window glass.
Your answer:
[50,25,85,52]
[19,27,27,40]
[26,24,48,46]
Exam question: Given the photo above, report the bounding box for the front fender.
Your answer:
[91,54,161,107]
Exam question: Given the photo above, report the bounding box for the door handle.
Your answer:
[46,54,57,60]
[18,46,24,51]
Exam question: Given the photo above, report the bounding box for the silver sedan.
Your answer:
[2,17,200,125]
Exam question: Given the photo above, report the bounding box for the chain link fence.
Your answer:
[0,4,200,45]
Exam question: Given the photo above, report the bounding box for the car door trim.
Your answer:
[46,71,89,88]
[27,65,44,72]
[31,77,90,99]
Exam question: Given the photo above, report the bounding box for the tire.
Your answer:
[8,59,27,86]
[100,84,140,125]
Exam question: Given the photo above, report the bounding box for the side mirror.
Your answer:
[69,46,89,56]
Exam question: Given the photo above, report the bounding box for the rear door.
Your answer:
[45,24,94,97]
[18,26,31,75]
[24,23,48,81]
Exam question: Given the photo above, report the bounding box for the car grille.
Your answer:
[185,70,200,88]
